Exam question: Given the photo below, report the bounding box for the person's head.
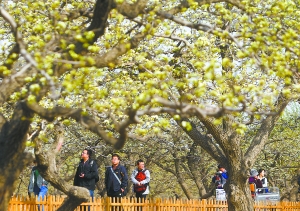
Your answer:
[250,169,258,178]
[81,148,92,160]
[136,159,145,170]
[258,169,265,177]
[218,164,226,172]
[111,154,121,166]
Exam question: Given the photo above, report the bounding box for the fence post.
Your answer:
[48,195,52,211]
[202,199,206,211]
[106,196,111,211]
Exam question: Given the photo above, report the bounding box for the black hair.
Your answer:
[136,159,144,165]
[218,164,225,169]
[112,153,121,160]
[258,169,265,174]
[84,148,93,158]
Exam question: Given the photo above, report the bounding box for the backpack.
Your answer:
[134,169,148,193]
[212,174,221,187]
[90,160,100,183]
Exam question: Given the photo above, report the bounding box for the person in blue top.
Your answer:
[28,160,48,211]
[105,154,128,198]
[28,160,48,198]
[212,164,229,189]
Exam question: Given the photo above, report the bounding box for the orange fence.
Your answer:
[8,195,300,211]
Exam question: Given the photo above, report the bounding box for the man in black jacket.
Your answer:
[105,154,128,198]
[74,148,99,198]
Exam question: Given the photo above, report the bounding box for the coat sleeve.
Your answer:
[120,166,128,189]
[212,175,216,183]
[73,166,80,186]
[222,172,228,179]
[28,170,34,193]
[104,167,109,189]
[131,169,138,184]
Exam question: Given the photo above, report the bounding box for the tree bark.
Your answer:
[33,131,91,211]
[173,153,192,199]
[178,97,288,211]
[0,103,34,211]
[187,144,208,197]
[226,172,254,211]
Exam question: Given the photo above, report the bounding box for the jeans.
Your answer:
[136,193,147,211]
[89,190,94,199]
[34,186,48,211]
[81,190,94,211]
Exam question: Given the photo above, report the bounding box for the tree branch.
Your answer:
[178,118,227,161]
[0,7,58,101]
[244,97,289,167]
[33,130,90,211]
[114,0,148,19]
[25,102,139,149]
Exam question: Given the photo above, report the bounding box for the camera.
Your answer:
[216,172,222,176]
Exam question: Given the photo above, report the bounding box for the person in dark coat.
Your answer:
[74,148,99,198]
[105,154,128,198]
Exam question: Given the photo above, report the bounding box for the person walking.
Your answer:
[131,159,150,200]
[74,148,99,199]
[28,160,48,211]
[105,154,128,198]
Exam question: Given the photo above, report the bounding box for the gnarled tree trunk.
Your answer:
[226,166,254,211]
[0,103,33,211]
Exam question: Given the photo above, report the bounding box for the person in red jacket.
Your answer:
[131,159,150,200]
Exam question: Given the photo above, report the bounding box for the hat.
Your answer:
[250,169,258,177]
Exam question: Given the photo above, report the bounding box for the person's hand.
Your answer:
[121,188,124,192]
[79,173,84,178]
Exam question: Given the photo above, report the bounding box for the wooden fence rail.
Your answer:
[8,195,300,211]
